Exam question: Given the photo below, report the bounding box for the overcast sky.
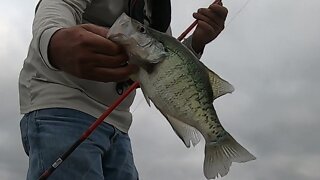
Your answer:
[1,0,320,179]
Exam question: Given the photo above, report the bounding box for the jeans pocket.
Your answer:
[20,114,30,156]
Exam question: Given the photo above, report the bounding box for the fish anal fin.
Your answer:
[165,114,202,148]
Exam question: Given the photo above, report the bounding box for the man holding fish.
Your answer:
[19,0,230,179]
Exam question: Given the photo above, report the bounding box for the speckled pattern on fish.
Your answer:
[107,13,255,179]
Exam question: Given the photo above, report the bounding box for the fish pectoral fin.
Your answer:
[140,63,156,74]
[130,56,160,73]
[140,85,151,107]
[165,114,202,148]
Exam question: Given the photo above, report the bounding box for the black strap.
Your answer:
[37,0,171,32]
[116,0,171,94]
[129,0,146,24]
[129,0,171,33]
[35,0,43,13]
[149,0,171,32]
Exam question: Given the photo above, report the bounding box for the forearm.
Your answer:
[33,0,92,69]
[188,2,228,58]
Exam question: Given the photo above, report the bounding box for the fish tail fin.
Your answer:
[204,133,256,179]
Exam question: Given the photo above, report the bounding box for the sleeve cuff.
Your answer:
[182,35,203,59]
[39,26,63,70]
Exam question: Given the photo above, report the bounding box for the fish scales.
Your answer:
[107,13,256,180]
[148,48,216,131]
[147,31,223,135]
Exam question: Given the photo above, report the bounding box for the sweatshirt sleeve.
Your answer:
[182,35,203,59]
[33,0,92,70]
[165,26,202,59]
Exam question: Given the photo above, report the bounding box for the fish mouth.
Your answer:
[137,39,153,48]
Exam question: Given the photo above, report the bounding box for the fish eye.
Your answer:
[138,26,146,33]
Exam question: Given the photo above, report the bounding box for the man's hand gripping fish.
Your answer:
[107,13,255,179]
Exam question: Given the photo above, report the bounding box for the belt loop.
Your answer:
[109,125,119,143]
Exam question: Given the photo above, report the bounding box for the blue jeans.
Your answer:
[20,108,138,180]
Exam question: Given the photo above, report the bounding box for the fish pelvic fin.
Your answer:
[166,114,202,148]
[204,133,255,179]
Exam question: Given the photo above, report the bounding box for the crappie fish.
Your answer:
[107,13,255,179]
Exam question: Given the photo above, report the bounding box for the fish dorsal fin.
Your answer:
[207,68,235,99]
[199,61,235,100]
[165,114,202,148]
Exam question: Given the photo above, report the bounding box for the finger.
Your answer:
[193,12,224,32]
[208,4,228,20]
[91,53,129,68]
[195,5,227,27]
[87,37,123,55]
[92,39,124,56]
[81,24,108,38]
[213,0,223,6]
[195,20,217,37]
[81,24,124,55]
[90,65,139,82]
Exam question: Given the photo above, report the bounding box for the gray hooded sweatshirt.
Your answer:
[19,0,196,133]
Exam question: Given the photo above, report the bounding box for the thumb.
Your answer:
[81,24,109,38]
[214,0,223,5]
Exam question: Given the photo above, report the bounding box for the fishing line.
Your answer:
[225,0,252,27]
[38,0,253,179]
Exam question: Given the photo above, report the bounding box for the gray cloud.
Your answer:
[1,0,320,179]
[0,79,28,180]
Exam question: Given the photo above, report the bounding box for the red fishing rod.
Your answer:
[177,0,221,41]
[38,82,140,179]
[38,1,221,179]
